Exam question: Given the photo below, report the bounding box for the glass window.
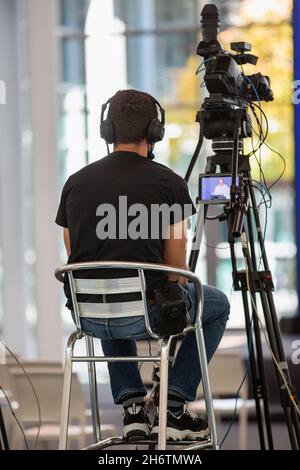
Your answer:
[58,1,89,183]
[155,0,198,27]
[60,38,86,84]
[60,0,91,30]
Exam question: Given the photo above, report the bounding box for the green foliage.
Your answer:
[221,23,294,182]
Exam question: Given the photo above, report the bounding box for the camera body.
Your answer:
[154,282,188,338]
[196,4,273,142]
[197,5,273,105]
[204,53,273,103]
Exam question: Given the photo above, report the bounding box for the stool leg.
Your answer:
[59,332,76,450]
[85,336,102,443]
[158,338,171,450]
[195,321,218,449]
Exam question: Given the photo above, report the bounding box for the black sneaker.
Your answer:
[150,406,209,441]
[123,404,151,440]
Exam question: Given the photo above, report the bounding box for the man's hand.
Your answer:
[63,228,71,257]
[168,274,188,285]
[163,220,189,285]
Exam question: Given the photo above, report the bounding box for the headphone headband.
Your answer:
[149,96,165,127]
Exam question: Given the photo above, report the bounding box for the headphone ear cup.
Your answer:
[147,118,165,144]
[100,118,115,144]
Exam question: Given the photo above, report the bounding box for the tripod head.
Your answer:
[200,94,252,140]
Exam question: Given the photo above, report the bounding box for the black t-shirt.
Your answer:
[56,151,196,308]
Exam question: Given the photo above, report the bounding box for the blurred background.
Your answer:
[0,0,297,357]
[0,0,300,451]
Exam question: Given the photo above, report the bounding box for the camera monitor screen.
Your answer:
[198,174,240,204]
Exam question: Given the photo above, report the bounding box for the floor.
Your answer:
[82,383,294,450]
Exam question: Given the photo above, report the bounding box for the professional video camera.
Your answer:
[196,4,273,140]
[184,4,300,451]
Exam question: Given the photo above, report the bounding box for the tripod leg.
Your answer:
[185,110,204,183]
[266,290,300,446]
[250,295,274,449]
[259,290,299,449]
[189,204,207,271]
[230,222,274,450]
[240,289,268,449]
[290,406,300,447]
[242,213,275,449]
[247,181,300,449]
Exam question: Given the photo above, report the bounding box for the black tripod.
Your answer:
[185,105,300,450]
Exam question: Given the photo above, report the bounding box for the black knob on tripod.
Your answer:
[232,204,244,238]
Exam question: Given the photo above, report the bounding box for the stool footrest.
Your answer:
[71,356,161,362]
[83,436,213,451]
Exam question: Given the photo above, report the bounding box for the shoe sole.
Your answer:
[123,423,150,441]
[150,426,209,441]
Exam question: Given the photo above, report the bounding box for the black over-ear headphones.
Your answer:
[100,93,165,145]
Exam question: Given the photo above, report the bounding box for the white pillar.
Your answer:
[0,0,27,356]
[27,0,62,359]
[85,0,127,162]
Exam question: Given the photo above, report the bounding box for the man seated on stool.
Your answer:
[56,90,230,442]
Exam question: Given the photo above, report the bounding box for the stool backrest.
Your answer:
[74,276,144,319]
[66,266,149,337]
[55,261,203,339]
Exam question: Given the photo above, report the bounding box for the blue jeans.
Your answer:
[80,283,230,404]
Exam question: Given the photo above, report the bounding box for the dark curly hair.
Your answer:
[107,89,157,144]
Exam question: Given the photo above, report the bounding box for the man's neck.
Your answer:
[114,142,148,158]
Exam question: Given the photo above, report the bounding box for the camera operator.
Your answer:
[56,89,230,442]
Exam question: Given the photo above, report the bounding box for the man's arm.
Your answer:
[163,219,189,285]
[63,228,71,257]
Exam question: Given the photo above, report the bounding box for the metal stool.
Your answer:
[55,261,218,450]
